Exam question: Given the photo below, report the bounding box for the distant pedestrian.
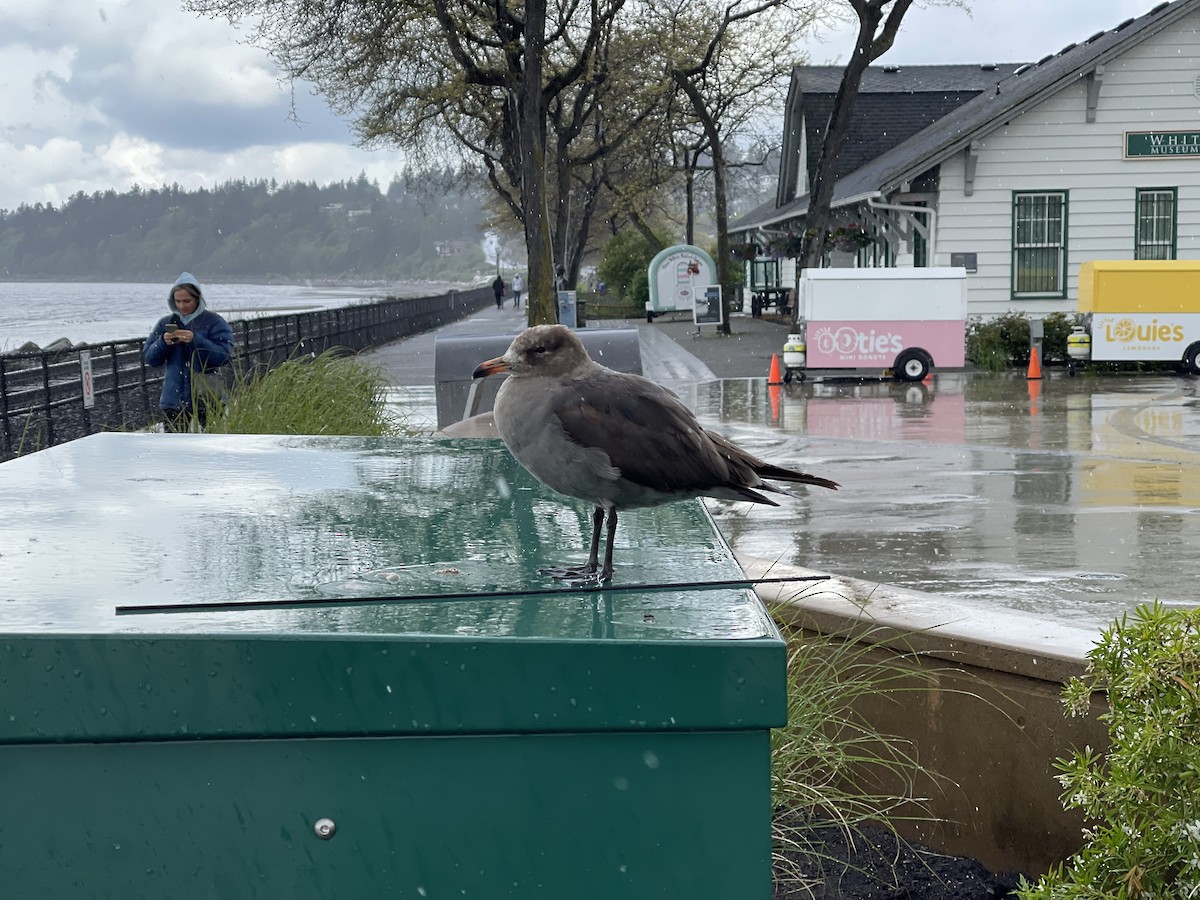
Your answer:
[512,274,524,309]
[144,272,233,431]
[492,274,505,309]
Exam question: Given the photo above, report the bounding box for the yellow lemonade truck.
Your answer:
[1071,260,1200,374]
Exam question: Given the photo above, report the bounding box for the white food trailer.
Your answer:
[785,268,969,382]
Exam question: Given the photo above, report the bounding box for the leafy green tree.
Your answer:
[597,229,660,308]
[654,0,817,334]
[186,0,632,326]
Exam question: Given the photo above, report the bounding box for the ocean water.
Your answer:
[0,280,469,351]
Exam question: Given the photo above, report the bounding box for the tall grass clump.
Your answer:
[202,349,404,436]
[770,609,944,891]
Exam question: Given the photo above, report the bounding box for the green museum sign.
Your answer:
[1125,131,1200,158]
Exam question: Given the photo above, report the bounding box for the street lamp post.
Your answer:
[561,189,574,282]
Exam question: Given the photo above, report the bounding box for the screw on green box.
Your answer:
[0,433,786,897]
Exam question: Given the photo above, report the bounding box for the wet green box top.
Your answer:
[0,433,785,743]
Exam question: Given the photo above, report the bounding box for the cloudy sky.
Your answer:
[0,0,1161,213]
[801,0,1154,64]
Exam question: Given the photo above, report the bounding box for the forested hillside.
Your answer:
[0,173,488,282]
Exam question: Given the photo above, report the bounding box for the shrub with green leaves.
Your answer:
[1042,312,1073,363]
[965,311,1074,370]
[597,230,662,307]
[1018,602,1200,900]
[965,316,1012,371]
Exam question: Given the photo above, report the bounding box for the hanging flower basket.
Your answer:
[730,242,760,262]
[766,232,806,258]
[829,223,874,252]
[804,224,875,254]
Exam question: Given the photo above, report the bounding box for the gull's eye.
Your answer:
[533,345,548,355]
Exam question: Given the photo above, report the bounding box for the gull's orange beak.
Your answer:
[472,356,510,379]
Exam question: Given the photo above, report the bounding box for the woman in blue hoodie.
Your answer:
[144,273,234,430]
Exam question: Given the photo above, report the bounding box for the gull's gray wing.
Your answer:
[549,368,769,501]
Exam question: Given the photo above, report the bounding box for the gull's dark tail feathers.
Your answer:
[754,461,840,492]
[707,431,841,498]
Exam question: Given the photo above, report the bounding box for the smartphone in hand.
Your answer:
[165,323,179,332]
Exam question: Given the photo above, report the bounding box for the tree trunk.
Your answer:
[675,75,732,335]
[709,134,733,336]
[520,0,557,326]
[684,154,696,246]
[801,0,913,276]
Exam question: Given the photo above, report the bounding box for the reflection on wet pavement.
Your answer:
[677,373,1200,630]
[389,373,1198,631]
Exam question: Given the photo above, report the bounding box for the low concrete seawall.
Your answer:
[0,286,493,461]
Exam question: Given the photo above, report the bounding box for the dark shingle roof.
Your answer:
[831,0,1196,205]
[732,0,1197,233]
[798,90,998,186]
[793,64,1025,94]
[756,66,1020,224]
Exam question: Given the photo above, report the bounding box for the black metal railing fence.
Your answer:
[1,285,493,461]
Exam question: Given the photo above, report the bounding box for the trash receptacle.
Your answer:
[0,433,786,899]
[433,328,643,430]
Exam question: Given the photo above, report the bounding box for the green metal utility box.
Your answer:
[0,433,786,898]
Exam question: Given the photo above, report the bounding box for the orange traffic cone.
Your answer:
[768,353,783,385]
[1026,345,1043,380]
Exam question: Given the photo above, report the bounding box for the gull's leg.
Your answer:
[539,505,607,584]
[598,507,618,583]
[585,505,604,573]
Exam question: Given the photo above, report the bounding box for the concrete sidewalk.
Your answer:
[360,305,794,388]
[358,297,530,387]
[638,312,794,382]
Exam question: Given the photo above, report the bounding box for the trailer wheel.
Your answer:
[1185,342,1200,376]
[894,350,930,382]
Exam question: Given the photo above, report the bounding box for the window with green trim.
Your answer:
[1135,188,1176,260]
[1012,191,1067,297]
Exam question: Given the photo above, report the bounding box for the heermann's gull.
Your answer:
[472,324,839,583]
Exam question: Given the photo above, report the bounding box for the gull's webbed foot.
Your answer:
[538,563,610,587]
